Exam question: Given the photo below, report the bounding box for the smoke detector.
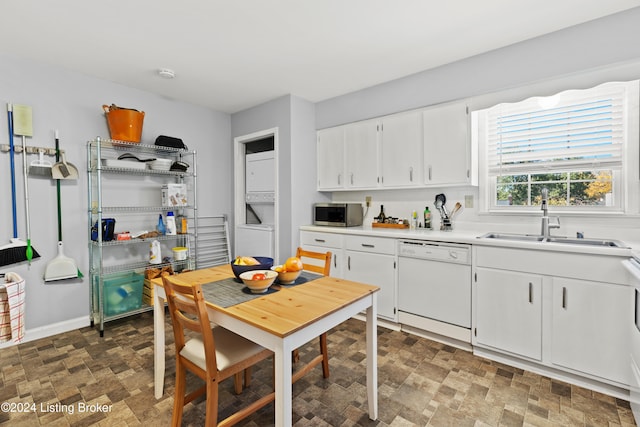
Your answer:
[158,68,176,79]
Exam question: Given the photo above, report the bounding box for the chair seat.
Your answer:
[181,327,266,372]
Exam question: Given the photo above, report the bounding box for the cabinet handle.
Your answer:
[333,254,337,268]
[528,282,533,303]
[338,174,341,185]
[562,287,567,309]
[350,173,354,185]
[428,166,432,181]
[361,243,375,248]
[409,167,413,182]
[348,255,351,270]
[314,238,326,243]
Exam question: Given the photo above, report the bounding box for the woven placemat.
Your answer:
[201,270,321,308]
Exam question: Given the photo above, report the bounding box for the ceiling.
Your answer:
[2,1,639,114]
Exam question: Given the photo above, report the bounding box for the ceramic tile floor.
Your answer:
[0,311,636,426]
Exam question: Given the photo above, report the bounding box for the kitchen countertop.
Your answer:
[300,224,637,257]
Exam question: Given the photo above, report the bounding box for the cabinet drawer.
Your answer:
[300,231,344,249]
[345,235,395,255]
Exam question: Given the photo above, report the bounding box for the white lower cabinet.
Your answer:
[344,235,397,321]
[299,231,344,278]
[473,246,630,389]
[344,249,396,321]
[550,277,629,385]
[300,230,397,321]
[475,268,542,360]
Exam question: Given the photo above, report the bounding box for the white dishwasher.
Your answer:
[398,240,471,328]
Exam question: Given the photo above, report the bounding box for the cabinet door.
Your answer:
[344,251,396,321]
[344,120,379,189]
[423,101,472,185]
[380,112,422,187]
[302,244,344,279]
[551,277,629,385]
[475,268,542,360]
[317,127,345,190]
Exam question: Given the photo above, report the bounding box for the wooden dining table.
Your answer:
[151,264,379,426]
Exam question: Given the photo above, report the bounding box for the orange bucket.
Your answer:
[103,104,145,143]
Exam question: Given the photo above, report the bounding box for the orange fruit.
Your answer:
[285,257,303,272]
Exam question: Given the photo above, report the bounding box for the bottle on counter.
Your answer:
[424,206,432,229]
[157,214,166,235]
[376,205,387,223]
[166,211,177,235]
[411,210,418,229]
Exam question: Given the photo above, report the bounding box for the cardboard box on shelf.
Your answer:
[161,184,187,207]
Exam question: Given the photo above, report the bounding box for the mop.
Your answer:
[0,103,40,267]
[44,130,82,281]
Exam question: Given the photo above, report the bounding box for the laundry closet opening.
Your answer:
[233,130,278,261]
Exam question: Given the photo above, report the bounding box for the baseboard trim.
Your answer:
[0,316,91,348]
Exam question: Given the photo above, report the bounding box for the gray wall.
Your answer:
[0,54,231,332]
[316,6,640,129]
[230,95,326,262]
[317,6,640,240]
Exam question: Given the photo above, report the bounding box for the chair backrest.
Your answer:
[162,275,217,373]
[295,247,332,276]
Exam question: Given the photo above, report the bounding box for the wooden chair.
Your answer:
[162,275,274,426]
[291,247,332,380]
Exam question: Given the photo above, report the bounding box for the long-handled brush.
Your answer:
[0,103,40,267]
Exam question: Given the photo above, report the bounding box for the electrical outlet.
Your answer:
[464,195,474,208]
[365,196,372,207]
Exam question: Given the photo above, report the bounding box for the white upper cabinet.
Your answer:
[423,100,477,186]
[317,126,345,190]
[317,100,478,191]
[380,111,423,188]
[344,119,379,189]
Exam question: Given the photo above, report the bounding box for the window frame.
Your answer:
[474,80,639,215]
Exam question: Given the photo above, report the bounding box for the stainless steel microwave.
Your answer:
[313,203,363,227]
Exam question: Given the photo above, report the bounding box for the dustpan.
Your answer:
[44,242,79,281]
[45,130,82,281]
[52,151,78,180]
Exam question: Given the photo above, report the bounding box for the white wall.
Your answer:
[0,54,231,337]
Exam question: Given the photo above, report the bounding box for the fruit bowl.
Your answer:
[239,270,277,293]
[271,266,302,285]
[231,256,273,279]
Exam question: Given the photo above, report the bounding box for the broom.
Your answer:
[0,103,40,267]
[44,130,82,281]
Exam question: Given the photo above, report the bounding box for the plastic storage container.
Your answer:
[103,105,145,143]
[96,272,144,316]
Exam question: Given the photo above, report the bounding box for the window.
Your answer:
[475,80,638,212]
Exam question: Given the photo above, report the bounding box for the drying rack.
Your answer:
[195,215,231,268]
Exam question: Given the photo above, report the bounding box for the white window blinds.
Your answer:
[486,81,630,176]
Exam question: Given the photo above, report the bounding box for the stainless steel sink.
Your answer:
[478,232,629,248]
[545,237,629,248]
[478,233,545,242]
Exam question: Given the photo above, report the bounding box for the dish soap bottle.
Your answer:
[166,211,176,235]
[424,206,432,229]
[157,214,166,235]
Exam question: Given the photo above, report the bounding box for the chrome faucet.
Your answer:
[540,187,560,238]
